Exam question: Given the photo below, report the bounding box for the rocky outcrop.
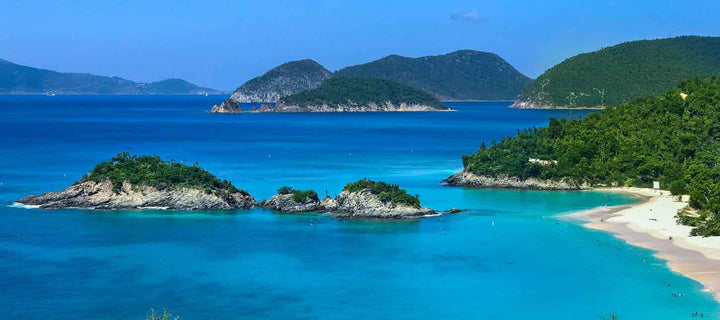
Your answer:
[210,99,242,113]
[443,169,587,190]
[261,194,328,213]
[509,100,553,109]
[16,180,256,210]
[213,101,449,113]
[261,189,436,219]
[331,189,436,218]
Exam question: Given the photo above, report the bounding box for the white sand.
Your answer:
[568,187,720,301]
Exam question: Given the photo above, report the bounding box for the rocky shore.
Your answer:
[443,169,587,190]
[16,179,257,210]
[261,188,437,219]
[509,100,604,110]
[211,101,448,113]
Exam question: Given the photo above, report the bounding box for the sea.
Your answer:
[0,95,716,319]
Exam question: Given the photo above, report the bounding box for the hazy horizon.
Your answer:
[2,0,719,91]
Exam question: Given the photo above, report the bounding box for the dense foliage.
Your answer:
[343,178,420,208]
[235,59,331,99]
[464,77,720,236]
[0,59,215,94]
[334,50,530,100]
[86,152,246,195]
[519,36,720,107]
[280,77,448,109]
[277,186,319,203]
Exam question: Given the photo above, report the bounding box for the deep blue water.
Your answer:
[0,95,717,319]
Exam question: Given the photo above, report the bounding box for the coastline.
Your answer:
[508,100,605,110]
[566,187,720,301]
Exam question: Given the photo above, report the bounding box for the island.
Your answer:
[261,179,438,218]
[211,78,450,113]
[16,152,256,210]
[512,36,720,109]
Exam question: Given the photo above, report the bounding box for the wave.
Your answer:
[9,202,40,209]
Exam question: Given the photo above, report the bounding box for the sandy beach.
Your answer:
[568,187,720,301]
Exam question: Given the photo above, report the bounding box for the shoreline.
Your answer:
[566,187,720,301]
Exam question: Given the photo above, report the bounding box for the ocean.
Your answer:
[0,95,716,319]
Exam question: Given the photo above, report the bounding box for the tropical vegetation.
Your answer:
[343,178,421,208]
[86,152,246,195]
[463,77,720,236]
[519,36,720,107]
[280,77,447,109]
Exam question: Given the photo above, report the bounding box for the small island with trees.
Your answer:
[17,157,443,218]
[262,178,439,218]
[16,152,256,210]
[211,78,450,113]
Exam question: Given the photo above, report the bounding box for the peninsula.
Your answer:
[211,78,449,113]
[448,77,720,236]
[16,153,256,210]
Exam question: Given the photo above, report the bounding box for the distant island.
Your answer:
[334,50,531,100]
[447,77,720,236]
[16,153,256,210]
[213,50,530,110]
[211,78,450,113]
[0,58,221,95]
[513,36,720,109]
[262,179,439,218]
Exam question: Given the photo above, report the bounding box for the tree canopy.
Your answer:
[279,77,448,109]
[86,152,246,195]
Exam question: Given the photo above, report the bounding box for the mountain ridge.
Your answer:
[0,58,221,94]
[334,50,531,100]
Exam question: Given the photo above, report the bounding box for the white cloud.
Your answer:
[451,10,482,23]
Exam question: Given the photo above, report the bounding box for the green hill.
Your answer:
[0,58,219,94]
[334,50,530,100]
[279,77,448,109]
[516,36,720,108]
[227,59,332,102]
[460,77,720,235]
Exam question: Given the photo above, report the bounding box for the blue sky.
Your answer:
[1,0,719,90]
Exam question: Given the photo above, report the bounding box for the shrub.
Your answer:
[292,189,319,203]
[277,186,294,195]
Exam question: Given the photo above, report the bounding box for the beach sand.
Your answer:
[567,187,720,301]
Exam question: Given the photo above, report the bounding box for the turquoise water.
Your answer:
[0,96,717,319]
